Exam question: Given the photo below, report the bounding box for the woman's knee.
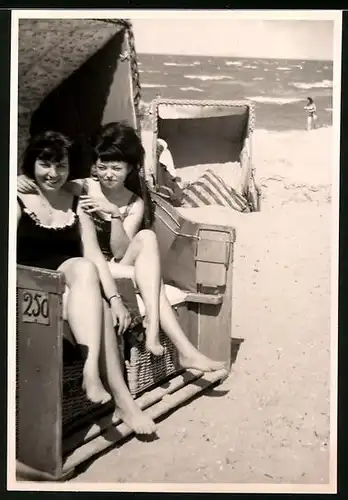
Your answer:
[136,229,158,247]
[69,257,99,284]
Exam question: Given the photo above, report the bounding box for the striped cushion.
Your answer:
[181,169,250,212]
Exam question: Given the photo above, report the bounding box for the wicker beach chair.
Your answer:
[16,19,237,481]
[150,98,261,213]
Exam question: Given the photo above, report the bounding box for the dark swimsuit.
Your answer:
[17,196,83,270]
[82,181,138,262]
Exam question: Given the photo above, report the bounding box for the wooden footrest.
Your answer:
[16,368,228,482]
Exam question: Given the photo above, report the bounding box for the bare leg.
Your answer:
[110,229,163,356]
[99,300,156,434]
[108,230,226,371]
[158,284,227,372]
[58,258,111,404]
[109,259,226,371]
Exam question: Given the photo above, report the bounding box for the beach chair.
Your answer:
[15,19,236,481]
[149,98,261,213]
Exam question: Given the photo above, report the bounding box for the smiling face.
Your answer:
[34,155,69,192]
[95,159,130,189]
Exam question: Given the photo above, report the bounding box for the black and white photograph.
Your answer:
[8,10,340,492]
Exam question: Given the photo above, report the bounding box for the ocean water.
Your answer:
[137,53,333,131]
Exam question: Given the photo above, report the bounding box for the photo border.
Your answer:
[6,9,342,493]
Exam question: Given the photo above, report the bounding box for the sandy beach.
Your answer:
[71,125,333,486]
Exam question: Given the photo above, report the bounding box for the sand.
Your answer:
[70,126,333,487]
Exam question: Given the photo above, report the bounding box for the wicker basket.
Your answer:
[125,329,182,397]
[61,326,182,433]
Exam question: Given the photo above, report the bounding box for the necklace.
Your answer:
[38,191,56,221]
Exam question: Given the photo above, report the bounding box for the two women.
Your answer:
[17,131,156,434]
[17,124,226,434]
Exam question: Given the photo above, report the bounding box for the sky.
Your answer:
[132,19,334,60]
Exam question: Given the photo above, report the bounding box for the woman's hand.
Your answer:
[110,296,131,335]
[80,195,121,220]
[17,175,38,194]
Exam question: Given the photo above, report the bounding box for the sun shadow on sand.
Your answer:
[70,426,160,478]
[231,337,244,365]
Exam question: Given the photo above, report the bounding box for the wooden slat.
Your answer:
[188,242,234,366]
[197,247,234,366]
[195,228,234,289]
[63,368,203,455]
[196,261,227,288]
[17,265,65,295]
[63,369,227,474]
[195,239,229,265]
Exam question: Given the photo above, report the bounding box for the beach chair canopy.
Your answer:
[17,18,141,175]
[152,99,255,171]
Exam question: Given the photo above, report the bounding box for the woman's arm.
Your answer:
[77,205,130,333]
[17,175,85,196]
[109,198,144,258]
[17,175,38,194]
[78,205,119,298]
[122,198,145,240]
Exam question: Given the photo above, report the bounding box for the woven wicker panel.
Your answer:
[62,328,182,430]
[126,330,182,397]
[62,342,107,431]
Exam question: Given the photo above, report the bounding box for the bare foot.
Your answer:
[82,367,111,405]
[179,352,227,373]
[146,338,165,356]
[145,324,164,356]
[115,406,157,435]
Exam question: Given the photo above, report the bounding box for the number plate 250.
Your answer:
[21,289,50,325]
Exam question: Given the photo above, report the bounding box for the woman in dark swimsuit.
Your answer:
[17,131,156,435]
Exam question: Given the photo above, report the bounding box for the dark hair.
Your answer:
[94,122,154,228]
[307,97,313,104]
[21,131,73,180]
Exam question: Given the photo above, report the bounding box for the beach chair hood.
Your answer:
[17,18,142,173]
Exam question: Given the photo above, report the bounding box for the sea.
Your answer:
[137,53,333,131]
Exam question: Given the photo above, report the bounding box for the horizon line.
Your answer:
[137,52,333,62]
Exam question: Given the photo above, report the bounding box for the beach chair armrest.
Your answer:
[185,292,223,305]
[153,193,236,293]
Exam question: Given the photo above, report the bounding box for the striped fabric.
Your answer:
[181,169,250,212]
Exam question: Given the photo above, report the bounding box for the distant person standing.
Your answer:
[304,97,318,131]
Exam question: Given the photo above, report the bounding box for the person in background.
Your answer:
[304,97,318,131]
